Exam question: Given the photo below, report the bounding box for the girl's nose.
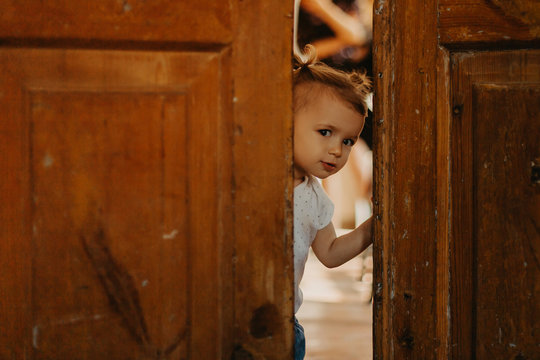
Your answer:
[328,142,342,157]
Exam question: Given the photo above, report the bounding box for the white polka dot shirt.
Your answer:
[294,176,334,313]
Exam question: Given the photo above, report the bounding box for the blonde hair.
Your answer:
[293,45,371,116]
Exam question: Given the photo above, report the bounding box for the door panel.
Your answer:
[0,1,294,358]
[31,90,189,358]
[374,0,539,358]
[1,47,227,359]
[474,83,539,358]
[439,0,540,45]
[0,2,232,43]
[450,50,540,359]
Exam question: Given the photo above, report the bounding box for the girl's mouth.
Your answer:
[321,161,336,172]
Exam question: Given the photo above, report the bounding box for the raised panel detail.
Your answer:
[473,84,540,358]
[450,50,540,359]
[0,48,232,359]
[30,90,188,358]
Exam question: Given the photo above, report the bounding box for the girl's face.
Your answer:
[293,90,365,183]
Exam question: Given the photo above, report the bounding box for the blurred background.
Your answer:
[294,1,374,358]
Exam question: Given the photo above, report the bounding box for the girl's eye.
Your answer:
[343,139,355,146]
[318,129,331,136]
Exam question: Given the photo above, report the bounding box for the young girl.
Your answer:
[293,45,373,359]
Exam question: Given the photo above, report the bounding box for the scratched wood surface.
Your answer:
[474,83,539,359]
[231,1,295,359]
[0,47,228,359]
[449,51,540,359]
[373,0,440,358]
[0,1,293,359]
[374,0,539,359]
[439,0,540,46]
[0,1,233,44]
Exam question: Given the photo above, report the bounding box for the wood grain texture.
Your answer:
[0,1,233,44]
[231,0,295,358]
[373,0,440,358]
[439,0,540,46]
[372,0,393,357]
[473,83,539,359]
[0,1,294,358]
[436,47,452,360]
[0,48,233,359]
[449,50,540,359]
[376,0,540,358]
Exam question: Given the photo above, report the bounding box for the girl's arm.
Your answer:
[311,216,373,268]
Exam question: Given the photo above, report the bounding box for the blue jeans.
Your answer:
[294,317,305,360]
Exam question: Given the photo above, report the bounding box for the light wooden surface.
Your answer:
[0,1,294,358]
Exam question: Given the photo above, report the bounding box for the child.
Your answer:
[292,45,373,359]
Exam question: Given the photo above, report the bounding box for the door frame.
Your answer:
[372,1,450,358]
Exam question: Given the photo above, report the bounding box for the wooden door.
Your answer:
[374,0,539,359]
[0,1,294,359]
